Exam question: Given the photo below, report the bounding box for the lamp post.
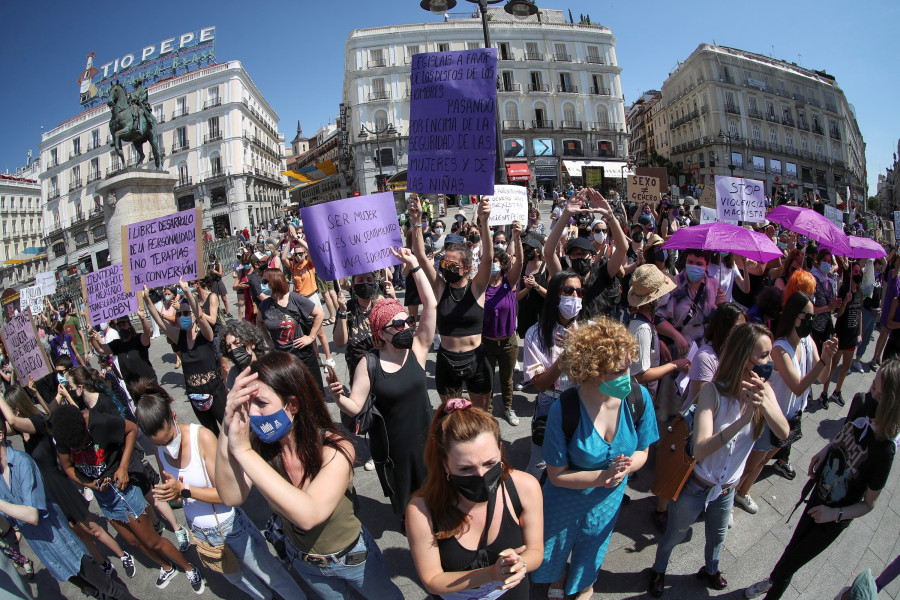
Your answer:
[358,122,397,193]
[420,0,538,190]
[718,129,741,178]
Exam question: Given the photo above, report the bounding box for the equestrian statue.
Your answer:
[107,79,162,169]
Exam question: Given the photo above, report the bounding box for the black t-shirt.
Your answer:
[813,392,896,519]
[107,335,157,385]
[25,414,59,478]
[247,272,264,306]
[260,293,316,359]
[582,258,620,319]
[835,287,862,340]
[69,412,126,481]
[91,392,121,419]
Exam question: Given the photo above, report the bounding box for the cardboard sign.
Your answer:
[82,263,140,327]
[407,48,498,195]
[824,205,844,228]
[300,192,403,280]
[122,207,204,292]
[635,167,667,194]
[715,176,766,223]
[35,271,56,296]
[628,174,661,204]
[698,182,717,209]
[18,286,44,318]
[0,309,50,382]
[893,212,900,239]
[486,185,528,226]
[700,206,737,225]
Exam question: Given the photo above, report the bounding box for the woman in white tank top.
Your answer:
[134,381,304,600]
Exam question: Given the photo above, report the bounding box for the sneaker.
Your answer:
[514,382,524,391]
[185,564,205,594]
[819,391,830,409]
[100,560,116,579]
[364,458,375,471]
[81,487,94,502]
[728,512,734,529]
[174,526,191,552]
[652,510,668,534]
[745,578,773,598]
[773,461,797,480]
[155,565,177,589]
[153,519,164,535]
[734,493,759,514]
[831,391,845,407]
[514,361,522,373]
[120,552,136,578]
[504,409,520,426]
[696,566,728,590]
[323,357,336,369]
[648,570,665,598]
[851,360,864,373]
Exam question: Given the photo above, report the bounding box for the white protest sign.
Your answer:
[18,285,44,317]
[700,206,737,225]
[486,185,528,226]
[894,212,900,239]
[824,205,843,228]
[35,271,56,296]
[715,176,766,223]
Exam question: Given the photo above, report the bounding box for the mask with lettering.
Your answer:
[249,408,294,444]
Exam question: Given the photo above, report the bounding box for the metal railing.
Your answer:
[367,59,387,68]
[498,83,521,92]
[502,120,525,130]
[532,120,554,130]
[560,120,583,130]
[556,84,578,93]
[524,52,543,61]
[203,98,222,110]
[528,83,550,92]
[553,53,572,62]
[175,176,193,188]
[367,91,390,101]
[172,108,190,120]
[204,132,223,144]
[585,55,605,64]
[589,86,610,95]
[748,108,763,120]
[171,142,190,154]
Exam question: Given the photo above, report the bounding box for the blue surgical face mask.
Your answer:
[56,373,68,386]
[820,262,833,275]
[179,316,193,330]
[249,408,294,444]
[261,283,272,295]
[598,372,632,400]
[685,264,706,283]
[752,361,774,382]
[777,241,788,250]
[491,263,501,276]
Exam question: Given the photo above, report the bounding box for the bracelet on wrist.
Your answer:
[409,265,422,275]
[336,311,348,319]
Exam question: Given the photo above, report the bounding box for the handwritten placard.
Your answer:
[698,182,717,209]
[0,309,50,382]
[35,271,56,296]
[824,205,844,228]
[82,264,140,327]
[715,176,766,223]
[486,185,528,226]
[300,192,403,280]
[407,48,498,195]
[628,174,661,204]
[122,207,204,292]
[635,167,668,194]
[18,286,44,318]
[700,206,737,225]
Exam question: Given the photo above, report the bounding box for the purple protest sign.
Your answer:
[407,48,497,196]
[1,309,50,383]
[122,207,204,292]
[300,192,403,280]
[82,263,140,326]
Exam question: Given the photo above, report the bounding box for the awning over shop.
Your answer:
[387,170,408,191]
[506,162,531,182]
[562,160,634,179]
[3,247,46,266]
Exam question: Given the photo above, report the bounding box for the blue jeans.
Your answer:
[285,525,402,600]
[856,308,876,360]
[191,508,306,600]
[652,477,735,574]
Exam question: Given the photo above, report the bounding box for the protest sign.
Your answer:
[628,174,661,204]
[35,271,56,296]
[486,185,528,226]
[824,204,844,228]
[0,309,50,382]
[635,167,668,194]
[407,48,498,196]
[300,192,403,280]
[698,182,717,209]
[18,286,44,317]
[122,207,204,292]
[82,263,140,327]
[700,206,737,225]
[715,176,766,223]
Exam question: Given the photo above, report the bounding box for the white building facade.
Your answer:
[0,159,46,290]
[39,61,287,277]
[344,9,629,196]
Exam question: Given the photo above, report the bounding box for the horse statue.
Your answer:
[107,80,161,169]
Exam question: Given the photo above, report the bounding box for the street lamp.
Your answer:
[421,0,538,189]
[718,129,741,178]
[359,122,397,192]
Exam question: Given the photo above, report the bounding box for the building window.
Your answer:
[504,139,525,157]
[553,43,569,61]
[497,42,511,60]
[765,101,775,119]
[752,156,765,173]
[211,155,222,177]
[153,104,164,122]
[374,147,394,167]
[800,136,809,152]
[437,43,449,52]
[558,72,573,92]
[466,42,480,50]
[500,71,514,91]
[371,78,387,100]
[586,45,602,63]
[529,71,544,91]
[728,120,738,137]
[562,139,583,157]
[368,48,385,68]
[751,123,761,141]
[374,110,388,131]
[175,96,187,118]
[208,117,220,140]
[175,127,188,150]
[406,44,420,61]
[769,129,778,145]
[730,152,743,168]
[525,42,541,60]
[504,102,519,121]
[563,104,576,123]
[785,131,794,149]
[597,140,614,158]
[49,148,58,166]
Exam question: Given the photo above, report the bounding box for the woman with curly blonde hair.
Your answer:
[532,318,659,600]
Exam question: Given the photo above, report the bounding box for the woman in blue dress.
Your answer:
[532,318,659,599]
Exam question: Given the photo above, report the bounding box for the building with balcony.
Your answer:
[876,141,900,215]
[285,119,351,208]
[654,43,865,205]
[39,60,287,278]
[0,159,47,290]
[344,8,629,195]
[626,90,661,166]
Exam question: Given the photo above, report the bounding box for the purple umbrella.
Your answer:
[662,222,784,263]
[766,205,850,253]
[822,235,887,259]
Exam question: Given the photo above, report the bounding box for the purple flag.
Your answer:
[122,207,203,292]
[407,48,498,195]
[300,192,403,280]
[83,263,139,326]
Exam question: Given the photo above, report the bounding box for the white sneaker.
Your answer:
[324,357,336,369]
[851,360,863,373]
[745,578,772,598]
[81,487,94,502]
[734,493,759,514]
[728,512,734,529]
[514,361,522,373]
[364,458,375,471]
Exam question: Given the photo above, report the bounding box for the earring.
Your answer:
[445,471,451,481]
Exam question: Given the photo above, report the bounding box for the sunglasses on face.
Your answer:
[383,316,416,331]
[560,285,584,298]
[440,260,463,273]
[592,228,605,234]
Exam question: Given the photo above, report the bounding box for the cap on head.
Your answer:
[566,237,595,255]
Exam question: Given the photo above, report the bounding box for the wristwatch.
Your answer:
[336,310,348,319]
[180,484,192,499]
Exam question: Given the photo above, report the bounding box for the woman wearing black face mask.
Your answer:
[219,320,268,390]
[333,271,385,384]
[820,264,864,408]
[329,248,437,516]
[516,236,548,340]
[406,399,544,599]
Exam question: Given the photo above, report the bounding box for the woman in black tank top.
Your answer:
[409,197,495,408]
[406,400,544,599]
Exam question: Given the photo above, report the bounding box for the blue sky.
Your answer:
[1,0,896,195]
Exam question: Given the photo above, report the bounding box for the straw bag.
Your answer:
[191,447,239,574]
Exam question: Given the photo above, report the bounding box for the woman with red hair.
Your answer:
[406,399,544,599]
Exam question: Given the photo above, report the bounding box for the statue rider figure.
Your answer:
[128,79,153,133]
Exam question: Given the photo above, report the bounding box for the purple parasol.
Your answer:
[822,235,887,259]
[662,222,784,263]
[766,205,851,253]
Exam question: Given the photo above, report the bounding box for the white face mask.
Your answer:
[434,227,444,235]
[558,295,582,320]
[593,231,607,244]
[99,322,109,331]
[164,421,183,459]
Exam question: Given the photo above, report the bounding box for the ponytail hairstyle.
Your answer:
[132,379,175,437]
[415,400,510,539]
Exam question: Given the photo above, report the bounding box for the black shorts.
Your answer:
[435,344,492,396]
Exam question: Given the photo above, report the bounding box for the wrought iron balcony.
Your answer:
[532,120,554,130]
[830,130,842,141]
[528,83,550,92]
[172,108,190,120]
[367,91,390,101]
[782,116,795,127]
[171,142,190,154]
[502,120,525,130]
[524,52,543,61]
[68,179,82,192]
[204,132,223,144]
[793,93,806,103]
[768,143,782,153]
[175,176,193,188]
[766,113,778,123]
[560,120,583,130]
[498,83,522,93]
[589,86,610,96]
[585,55,605,64]
[203,98,222,110]
[556,84,578,93]
[724,104,741,115]
[553,53,572,62]
[748,108,763,120]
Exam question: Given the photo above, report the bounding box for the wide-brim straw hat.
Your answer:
[628,264,677,307]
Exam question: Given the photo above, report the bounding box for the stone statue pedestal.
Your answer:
[95,169,179,266]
